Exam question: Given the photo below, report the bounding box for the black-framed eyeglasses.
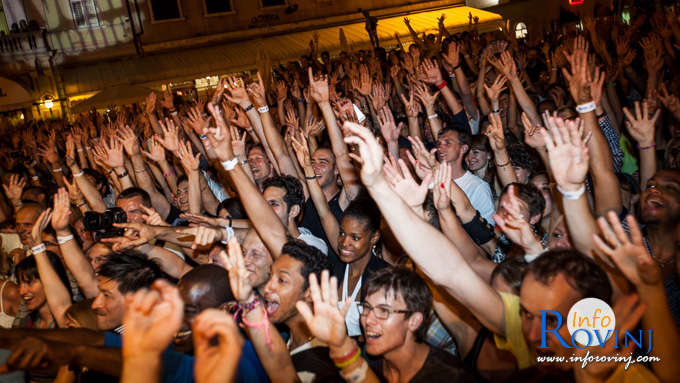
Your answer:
[358,302,411,320]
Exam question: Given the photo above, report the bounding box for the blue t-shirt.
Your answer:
[105,332,269,383]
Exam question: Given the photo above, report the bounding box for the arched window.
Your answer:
[515,22,528,39]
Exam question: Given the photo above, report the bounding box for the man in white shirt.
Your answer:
[436,127,496,224]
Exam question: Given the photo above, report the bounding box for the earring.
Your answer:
[371,244,378,258]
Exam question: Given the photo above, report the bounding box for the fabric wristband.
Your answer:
[333,345,360,364]
[73,171,84,177]
[335,348,361,368]
[199,134,207,140]
[31,243,46,254]
[32,175,39,180]
[257,105,270,113]
[221,157,239,171]
[53,168,63,173]
[339,359,369,382]
[427,113,439,120]
[637,142,656,150]
[244,104,255,112]
[220,225,235,244]
[449,73,456,79]
[556,184,586,200]
[437,80,448,89]
[575,101,596,114]
[57,234,74,244]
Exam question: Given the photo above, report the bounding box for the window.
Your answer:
[204,0,233,15]
[70,0,99,29]
[261,0,286,8]
[149,0,183,22]
[514,22,527,39]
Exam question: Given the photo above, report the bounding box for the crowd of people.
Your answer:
[0,3,679,382]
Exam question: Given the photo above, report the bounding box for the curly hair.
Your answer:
[262,175,305,214]
[281,240,331,290]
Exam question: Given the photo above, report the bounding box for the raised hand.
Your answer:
[223,237,255,303]
[413,82,440,111]
[51,188,72,232]
[65,134,76,167]
[157,118,180,153]
[122,280,183,358]
[485,111,506,151]
[351,64,372,96]
[483,73,507,104]
[418,58,444,85]
[521,112,544,150]
[541,114,590,192]
[275,80,288,104]
[141,136,167,164]
[562,37,592,103]
[206,122,234,162]
[369,80,391,111]
[192,309,243,383]
[63,177,84,206]
[657,83,680,116]
[177,140,201,172]
[246,72,267,107]
[223,76,251,107]
[589,66,606,110]
[593,212,661,287]
[487,51,517,80]
[140,205,168,227]
[622,101,660,147]
[2,174,26,205]
[400,88,422,118]
[30,208,52,247]
[37,142,60,165]
[342,121,384,187]
[442,41,461,70]
[145,92,157,115]
[493,185,544,254]
[406,135,437,179]
[433,162,452,210]
[118,125,140,156]
[291,130,312,169]
[229,125,247,159]
[93,136,125,169]
[159,90,175,111]
[296,270,350,348]
[180,213,229,228]
[383,154,431,208]
[100,222,158,251]
[308,67,330,103]
[377,106,401,144]
[303,113,325,137]
[187,106,211,136]
[175,225,225,250]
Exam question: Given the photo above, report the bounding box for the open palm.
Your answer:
[296,270,350,348]
[542,116,589,190]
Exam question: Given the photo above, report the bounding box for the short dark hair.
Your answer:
[262,175,305,214]
[341,192,381,233]
[439,126,471,148]
[502,183,546,221]
[96,251,164,294]
[178,265,234,307]
[363,267,432,342]
[281,240,330,290]
[16,252,72,299]
[118,187,151,207]
[525,250,612,304]
[491,257,528,294]
[506,144,538,173]
[247,144,266,157]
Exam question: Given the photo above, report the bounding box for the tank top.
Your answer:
[0,280,16,328]
[339,264,362,337]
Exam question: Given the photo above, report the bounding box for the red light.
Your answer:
[569,0,584,4]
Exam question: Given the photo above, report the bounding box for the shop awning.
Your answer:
[62,5,503,97]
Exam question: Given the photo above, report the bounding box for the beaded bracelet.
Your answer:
[637,142,656,150]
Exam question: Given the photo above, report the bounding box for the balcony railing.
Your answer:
[0,29,50,55]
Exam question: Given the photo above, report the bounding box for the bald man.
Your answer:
[15,202,43,248]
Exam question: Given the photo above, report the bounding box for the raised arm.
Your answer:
[343,121,505,335]
[488,51,540,126]
[176,140,202,215]
[623,101,659,191]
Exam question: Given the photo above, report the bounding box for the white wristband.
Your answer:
[257,105,269,114]
[575,101,596,114]
[556,184,586,200]
[427,113,439,120]
[57,234,74,244]
[220,226,235,244]
[31,243,46,254]
[449,73,456,79]
[73,171,84,177]
[53,168,63,173]
[221,157,239,171]
[31,175,39,180]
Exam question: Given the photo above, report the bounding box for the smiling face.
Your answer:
[360,288,420,357]
[262,254,308,324]
[337,216,378,264]
[15,205,42,246]
[640,170,680,224]
[311,148,338,189]
[19,274,46,312]
[91,276,125,331]
[466,147,490,172]
[248,147,273,183]
[175,180,190,213]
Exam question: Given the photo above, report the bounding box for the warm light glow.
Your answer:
[20,113,24,120]
[44,99,54,109]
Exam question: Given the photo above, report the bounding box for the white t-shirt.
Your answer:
[454,171,496,225]
[297,227,328,255]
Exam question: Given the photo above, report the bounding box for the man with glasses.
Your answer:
[436,127,496,224]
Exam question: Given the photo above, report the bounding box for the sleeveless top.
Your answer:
[0,280,15,328]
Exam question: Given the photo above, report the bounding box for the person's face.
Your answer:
[436,130,466,164]
[548,219,572,250]
[263,186,292,226]
[174,280,215,350]
[338,216,377,264]
[92,276,125,331]
[520,272,583,364]
[640,171,680,224]
[262,254,307,324]
[74,219,94,250]
[248,148,272,182]
[175,180,190,213]
[513,166,531,184]
[531,174,552,216]
[15,206,42,246]
[87,243,113,271]
[19,275,46,312]
[311,149,338,189]
[117,196,145,224]
[466,148,490,172]
[360,289,419,357]
[243,230,273,289]
[665,143,680,169]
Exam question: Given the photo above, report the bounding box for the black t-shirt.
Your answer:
[290,341,344,383]
[300,192,343,246]
[370,346,475,383]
